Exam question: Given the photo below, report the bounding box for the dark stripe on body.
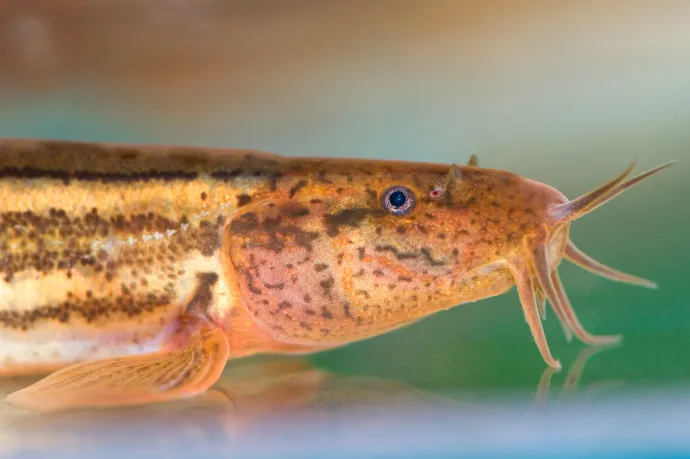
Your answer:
[0,271,219,330]
[0,286,174,330]
[0,167,198,185]
[0,140,287,184]
[0,209,225,280]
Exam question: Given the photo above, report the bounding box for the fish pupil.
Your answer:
[389,190,407,207]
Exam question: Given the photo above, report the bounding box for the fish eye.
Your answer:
[382,186,415,216]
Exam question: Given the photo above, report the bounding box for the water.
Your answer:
[0,1,689,457]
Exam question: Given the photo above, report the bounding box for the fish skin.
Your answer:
[0,138,570,373]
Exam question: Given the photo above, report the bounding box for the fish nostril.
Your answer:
[429,186,444,198]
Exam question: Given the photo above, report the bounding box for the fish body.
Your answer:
[0,138,673,410]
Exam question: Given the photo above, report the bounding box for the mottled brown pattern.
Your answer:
[2,138,661,375]
[0,139,285,183]
[325,208,387,237]
[236,194,253,207]
[223,156,567,348]
[0,139,290,340]
[0,270,222,331]
[0,208,223,280]
[0,286,174,330]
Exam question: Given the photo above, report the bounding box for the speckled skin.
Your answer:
[0,138,571,374]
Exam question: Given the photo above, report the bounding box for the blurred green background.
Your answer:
[0,0,688,405]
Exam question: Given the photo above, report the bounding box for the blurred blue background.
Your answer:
[0,1,689,457]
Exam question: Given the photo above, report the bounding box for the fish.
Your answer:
[0,138,675,411]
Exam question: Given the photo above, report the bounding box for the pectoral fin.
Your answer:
[5,318,229,412]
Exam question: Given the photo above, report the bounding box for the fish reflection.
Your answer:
[0,345,620,455]
[534,344,623,405]
[0,345,619,416]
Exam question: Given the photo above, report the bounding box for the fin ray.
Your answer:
[5,320,229,412]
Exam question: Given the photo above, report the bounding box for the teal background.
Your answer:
[0,1,689,457]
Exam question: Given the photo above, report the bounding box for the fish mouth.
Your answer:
[508,160,675,369]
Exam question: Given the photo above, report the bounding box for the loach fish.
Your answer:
[0,138,675,411]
